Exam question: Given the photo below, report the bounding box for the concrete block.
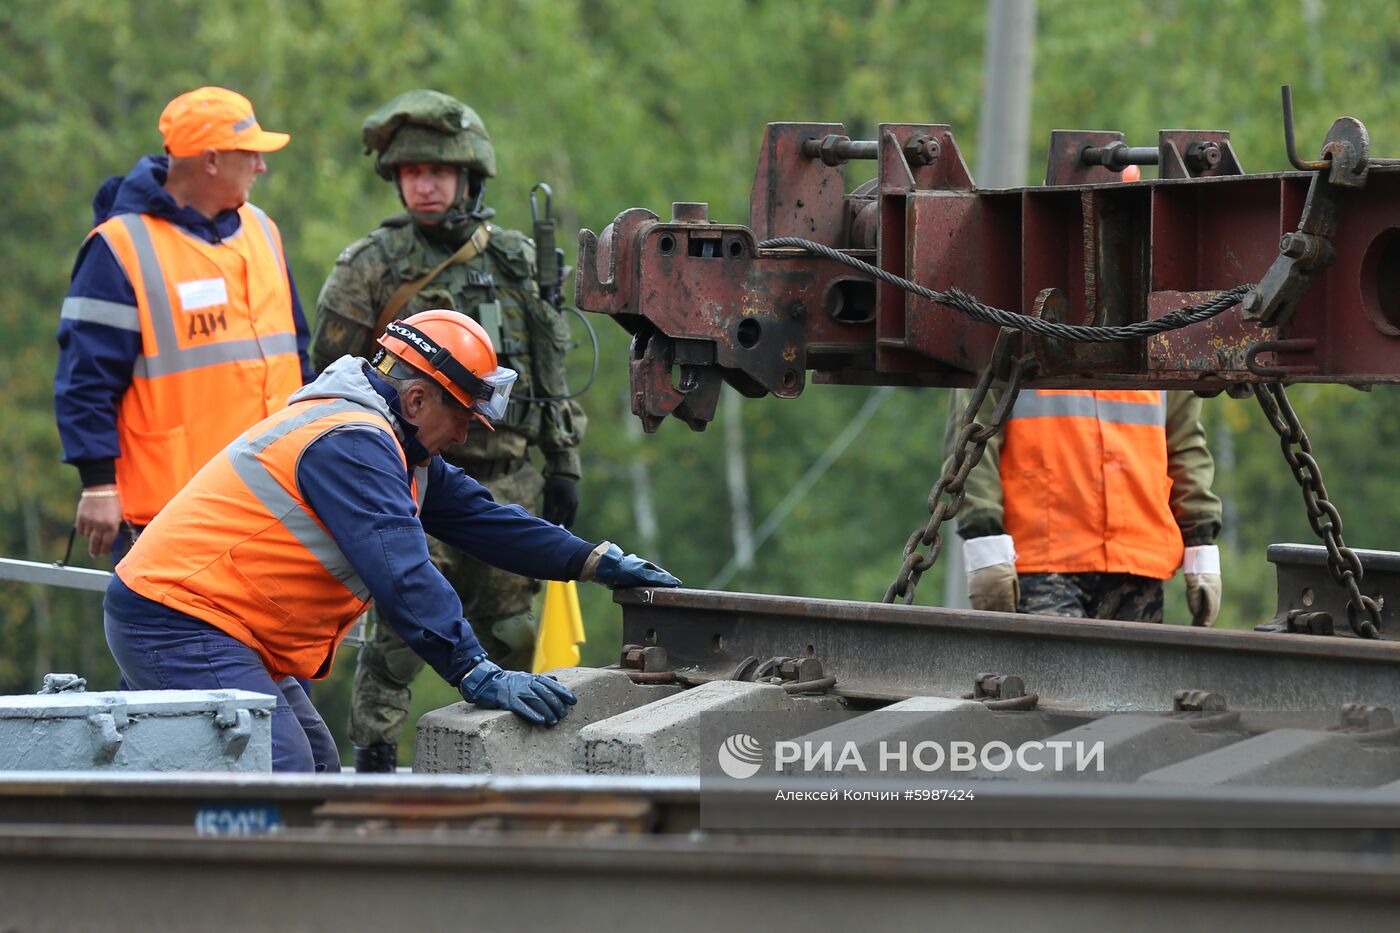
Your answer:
[413,667,681,774]
[979,715,1237,782]
[576,679,846,775]
[1369,777,1400,798]
[786,696,1051,779]
[1139,728,1398,787]
[0,689,275,772]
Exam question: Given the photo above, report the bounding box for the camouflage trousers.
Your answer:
[1018,572,1165,623]
[348,459,545,749]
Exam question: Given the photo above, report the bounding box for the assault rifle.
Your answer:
[531,182,568,310]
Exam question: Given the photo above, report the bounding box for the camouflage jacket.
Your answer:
[312,216,584,477]
[946,388,1221,547]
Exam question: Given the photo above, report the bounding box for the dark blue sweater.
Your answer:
[292,365,593,682]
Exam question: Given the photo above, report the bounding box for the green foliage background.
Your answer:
[2,0,1399,762]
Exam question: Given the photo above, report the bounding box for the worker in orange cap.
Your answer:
[105,310,679,772]
[55,86,313,563]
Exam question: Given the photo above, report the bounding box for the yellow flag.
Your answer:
[532,580,586,673]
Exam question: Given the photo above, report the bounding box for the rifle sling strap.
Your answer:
[374,224,491,337]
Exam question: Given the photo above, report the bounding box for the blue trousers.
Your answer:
[103,578,340,773]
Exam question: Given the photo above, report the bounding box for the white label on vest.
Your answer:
[177,277,229,311]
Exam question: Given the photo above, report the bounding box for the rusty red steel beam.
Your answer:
[577,119,1400,432]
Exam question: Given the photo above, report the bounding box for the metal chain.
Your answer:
[759,237,1251,343]
[1252,382,1381,638]
[884,330,1028,605]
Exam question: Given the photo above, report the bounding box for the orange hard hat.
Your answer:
[1121,164,1142,182]
[376,309,517,426]
[159,87,290,158]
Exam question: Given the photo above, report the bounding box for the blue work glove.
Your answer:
[543,474,580,528]
[458,659,578,726]
[592,543,682,589]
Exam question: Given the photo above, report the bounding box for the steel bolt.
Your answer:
[818,134,845,167]
[802,658,822,682]
[903,134,941,167]
[974,673,1024,700]
[1174,689,1226,712]
[620,644,669,672]
[1340,703,1395,731]
[1280,233,1309,258]
[1186,140,1222,173]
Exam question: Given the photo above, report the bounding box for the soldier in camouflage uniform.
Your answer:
[312,90,585,772]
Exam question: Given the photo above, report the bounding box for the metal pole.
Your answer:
[722,387,754,575]
[623,386,660,558]
[0,557,112,593]
[976,0,1037,189]
[945,0,1036,610]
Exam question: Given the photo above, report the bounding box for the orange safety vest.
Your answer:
[117,397,428,680]
[1000,389,1182,580]
[91,205,303,525]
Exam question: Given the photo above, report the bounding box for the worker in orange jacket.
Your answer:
[55,87,313,561]
[106,310,679,771]
[944,387,1223,625]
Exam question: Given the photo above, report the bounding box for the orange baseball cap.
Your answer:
[159,87,290,158]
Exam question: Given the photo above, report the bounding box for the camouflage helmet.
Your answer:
[362,89,497,181]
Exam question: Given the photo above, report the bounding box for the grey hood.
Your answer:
[288,356,395,423]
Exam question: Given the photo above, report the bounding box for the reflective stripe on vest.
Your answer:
[115,212,299,378]
[1006,390,1167,427]
[60,296,141,331]
[94,206,304,524]
[1000,389,1181,579]
[117,396,420,680]
[227,399,372,601]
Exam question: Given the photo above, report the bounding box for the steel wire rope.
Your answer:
[758,237,1252,341]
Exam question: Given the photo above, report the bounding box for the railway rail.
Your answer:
[2,774,1400,931]
[7,584,1400,929]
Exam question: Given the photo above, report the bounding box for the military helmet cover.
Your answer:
[363,89,497,180]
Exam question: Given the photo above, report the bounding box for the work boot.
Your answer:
[353,743,398,773]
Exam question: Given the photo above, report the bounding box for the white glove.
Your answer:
[1183,544,1222,627]
[965,534,1019,613]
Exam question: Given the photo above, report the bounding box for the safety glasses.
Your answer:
[471,365,517,422]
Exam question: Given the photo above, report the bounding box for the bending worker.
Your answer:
[946,387,1223,625]
[55,86,313,561]
[311,90,585,772]
[105,309,678,772]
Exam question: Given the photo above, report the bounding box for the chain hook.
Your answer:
[1252,382,1381,638]
[1281,85,1331,173]
[884,328,1032,605]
